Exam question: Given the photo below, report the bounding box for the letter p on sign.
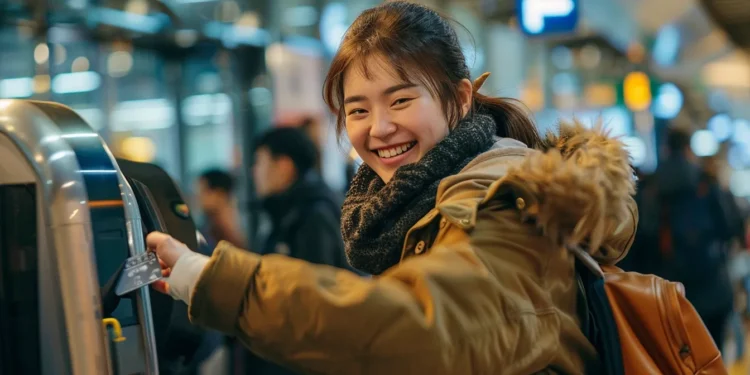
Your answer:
[518,0,578,36]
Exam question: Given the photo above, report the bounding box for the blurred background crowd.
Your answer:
[2,0,750,373]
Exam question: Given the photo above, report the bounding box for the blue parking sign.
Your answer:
[517,0,579,36]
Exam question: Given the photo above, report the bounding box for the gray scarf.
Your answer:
[341,114,497,275]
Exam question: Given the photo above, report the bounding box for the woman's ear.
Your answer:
[458,78,473,117]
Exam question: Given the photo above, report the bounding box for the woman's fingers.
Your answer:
[146,231,171,251]
[158,258,171,274]
[147,234,176,295]
[151,279,170,295]
[147,231,189,268]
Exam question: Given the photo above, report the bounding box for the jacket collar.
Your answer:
[422,120,635,264]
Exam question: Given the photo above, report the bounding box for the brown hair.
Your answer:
[323,1,541,148]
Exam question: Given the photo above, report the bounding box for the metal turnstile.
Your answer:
[0,100,160,375]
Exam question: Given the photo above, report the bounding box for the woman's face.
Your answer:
[343,58,470,183]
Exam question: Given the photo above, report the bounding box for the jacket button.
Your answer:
[415,241,426,254]
[515,197,526,210]
[439,218,447,228]
[460,218,470,226]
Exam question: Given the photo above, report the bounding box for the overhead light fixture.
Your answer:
[71,57,90,72]
[204,22,271,47]
[707,113,733,142]
[175,29,199,48]
[653,24,680,67]
[68,0,87,10]
[691,130,719,157]
[110,99,176,132]
[89,7,165,34]
[320,3,348,54]
[125,0,149,16]
[730,170,750,197]
[0,78,33,98]
[621,136,647,167]
[52,72,101,94]
[34,43,50,65]
[653,83,683,120]
[732,119,750,146]
[107,51,133,78]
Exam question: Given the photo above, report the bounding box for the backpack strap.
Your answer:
[576,271,593,339]
[568,244,605,278]
[576,266,608,374]
[571,244,602,352]
[570,244,625,375]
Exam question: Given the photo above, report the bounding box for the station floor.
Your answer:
[730,358,749,375]
[727,328,750,375]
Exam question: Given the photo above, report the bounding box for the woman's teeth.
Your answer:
[377,142,415,158]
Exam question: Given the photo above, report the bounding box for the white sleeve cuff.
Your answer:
[168,251,210,304]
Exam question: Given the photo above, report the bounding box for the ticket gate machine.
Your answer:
[0,100,161,375]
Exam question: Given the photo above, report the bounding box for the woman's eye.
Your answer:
[348,108,367,116]
[392,98,413,106]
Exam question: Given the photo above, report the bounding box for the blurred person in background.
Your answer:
[619,168,661,274]
[645,128,736,348]
[196,169,246,252]
[192,169,246,374]
[252,126,349,268]
[245,126,350,375]
[702,155,750,360]
[701,155,746,247]
[146,2,638,373]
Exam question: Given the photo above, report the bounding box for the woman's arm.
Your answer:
[159,204,572,375]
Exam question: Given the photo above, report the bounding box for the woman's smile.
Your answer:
[371,141,418,167]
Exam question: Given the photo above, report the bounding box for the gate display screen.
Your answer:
[0,184,40,375]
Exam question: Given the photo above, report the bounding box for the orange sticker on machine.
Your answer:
[172,202,190,219]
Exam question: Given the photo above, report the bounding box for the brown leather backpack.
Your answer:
[571,245,728,374]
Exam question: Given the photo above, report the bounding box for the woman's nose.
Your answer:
[369,112,397,138]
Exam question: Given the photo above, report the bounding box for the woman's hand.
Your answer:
[146,231,191,295]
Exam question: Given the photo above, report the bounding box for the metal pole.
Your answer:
[164,54,189,186]
[233,46,266,253]
[225,44,266,375]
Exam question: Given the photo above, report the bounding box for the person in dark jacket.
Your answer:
[196,169,245,251]
[644,128,735,348]
[252,126,349,269]
[247,126,350,374]
[619,169,662,275]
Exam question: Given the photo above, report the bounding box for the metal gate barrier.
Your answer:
[0,100,160,375]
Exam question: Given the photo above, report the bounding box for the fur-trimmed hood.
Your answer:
[435,119,638,264]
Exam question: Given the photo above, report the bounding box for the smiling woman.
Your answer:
[322,2,541,171]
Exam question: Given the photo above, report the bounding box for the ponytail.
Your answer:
[472,72,542,149]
